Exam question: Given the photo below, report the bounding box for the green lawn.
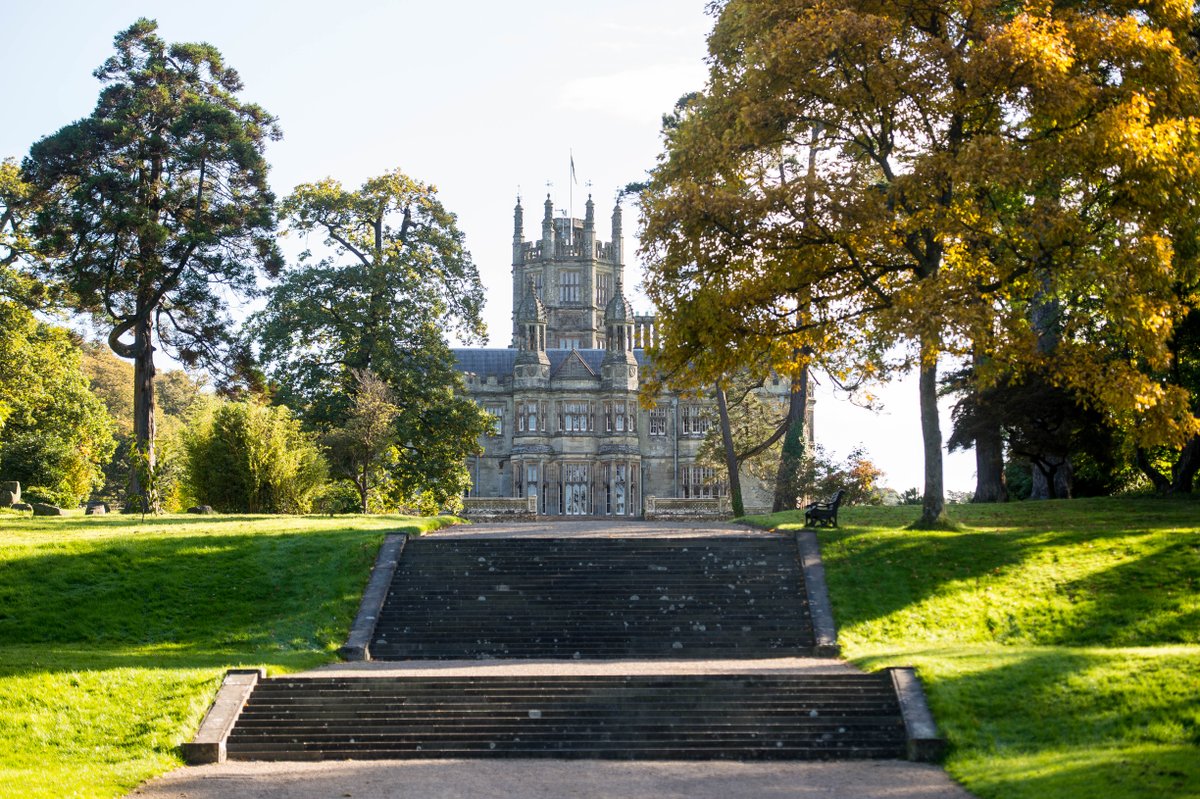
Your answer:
[0,512,455,799]
[744,498,1200,799]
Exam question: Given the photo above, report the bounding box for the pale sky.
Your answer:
[1,0,977,493]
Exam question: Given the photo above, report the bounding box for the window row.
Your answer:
[491,402,711,437]
[513,461,640,516]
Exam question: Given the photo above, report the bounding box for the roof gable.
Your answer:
[551,349,599,382]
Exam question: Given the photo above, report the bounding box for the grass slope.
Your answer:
[0,513,454,799]
[745,498,1200,799]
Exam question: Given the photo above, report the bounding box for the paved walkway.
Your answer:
[432,518,759,538]
[126,519,976,799]
[129,759,973,798]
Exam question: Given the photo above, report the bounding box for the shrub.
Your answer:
[185,399,327,513]
[312,480,363,514]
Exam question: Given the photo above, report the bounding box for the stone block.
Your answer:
[31,502,64,516]
[0,491,15,508]
[0,481,19,505]
[187,505,215,514]
[11,502,32,512]
[85,503,107,515]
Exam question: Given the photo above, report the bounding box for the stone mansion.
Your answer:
[452,192,812,517]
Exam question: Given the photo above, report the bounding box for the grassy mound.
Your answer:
[0,513,455,799]
[745,498,1200,799]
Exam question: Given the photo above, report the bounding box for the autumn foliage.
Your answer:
[638,0,1200,521]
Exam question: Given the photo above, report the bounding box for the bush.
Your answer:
[22,484,78,508]
[312,480,363,514]
[185,399,327,513]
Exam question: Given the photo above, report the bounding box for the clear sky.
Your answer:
[0,0,976,493]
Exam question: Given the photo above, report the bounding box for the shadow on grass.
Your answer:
[810,506,1199,649]
[1044,539,1200,646]
[854,645,1200,798]
[0,529,385,655]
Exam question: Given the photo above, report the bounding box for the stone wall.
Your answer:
[461,496,538,521]
[643,495,731,521]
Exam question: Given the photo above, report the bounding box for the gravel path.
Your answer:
[430,519,760,538]
[128,758,974,799]
[308,656,858,678]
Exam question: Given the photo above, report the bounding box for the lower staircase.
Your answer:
[225,674,907,761]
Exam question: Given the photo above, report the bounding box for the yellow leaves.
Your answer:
[1003,10,1076,76]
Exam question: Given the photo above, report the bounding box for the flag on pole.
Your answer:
[570,151,577,185]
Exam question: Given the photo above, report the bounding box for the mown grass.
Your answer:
[0,513,456,799]
[744,497,1200,799]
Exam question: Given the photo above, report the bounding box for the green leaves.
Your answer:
[252,167,490,512]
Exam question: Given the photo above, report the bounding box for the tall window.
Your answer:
[525,464,539,503]
[603,402,636,433]
[649,407,667,436]
[680,404,709,436]
[596,273,612,307]
[561,401,590,433]
[563,463,589,515]
[485,404,504,436]
[558,338,580,349]
[517,402,539,432]
[560,270,581,303]
[682,466,724,499]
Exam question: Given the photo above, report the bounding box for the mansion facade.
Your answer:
[451,193,812,517]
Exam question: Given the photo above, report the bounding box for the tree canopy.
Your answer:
[250,168,490,511]
[21,18,282,508]
[637,0,1200,523]
[0,309,115,506]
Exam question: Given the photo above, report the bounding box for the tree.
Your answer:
[637,1,1200,527]
[22,19,282,509]
[0,313,116,506]
[250,168,491,511]
[324,369,401,514]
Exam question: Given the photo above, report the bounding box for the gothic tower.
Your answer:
[511,193,624,350]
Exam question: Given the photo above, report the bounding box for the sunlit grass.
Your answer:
[0,512,456,799]
[746,497,1200,799]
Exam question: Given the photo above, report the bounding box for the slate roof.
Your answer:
[453,348,647,378]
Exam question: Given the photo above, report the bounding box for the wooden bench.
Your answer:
[804,489,845,528]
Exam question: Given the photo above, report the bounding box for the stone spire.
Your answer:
[514,278,550,385]
[541,193,554,261]
[602,273,637,388]
[611,199,624,266]
[512,196,524,264]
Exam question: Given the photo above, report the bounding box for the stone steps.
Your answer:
[225,675,907,761]
[369,537,817,660]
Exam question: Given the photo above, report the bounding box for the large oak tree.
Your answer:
[638,0,1200,525]
[250,169,490,511]
[22,19,282,509]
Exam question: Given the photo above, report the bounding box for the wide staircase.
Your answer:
[370,537,816,659]
[218,534,921,762]
[225,673,906,760]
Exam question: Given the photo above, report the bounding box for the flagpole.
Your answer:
[569,149,574,234]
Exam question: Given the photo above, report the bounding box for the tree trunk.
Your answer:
[1135,436,1199,494]
[1030,455,1071,500]
[127,314,158,512]
[973,423,1007,503]
[360,460,370,514]
[1135,448,1172,493]
[1171,435,1200,493]
[715,385,744,517]
[772,367,809,512]
[915,339,947,527]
